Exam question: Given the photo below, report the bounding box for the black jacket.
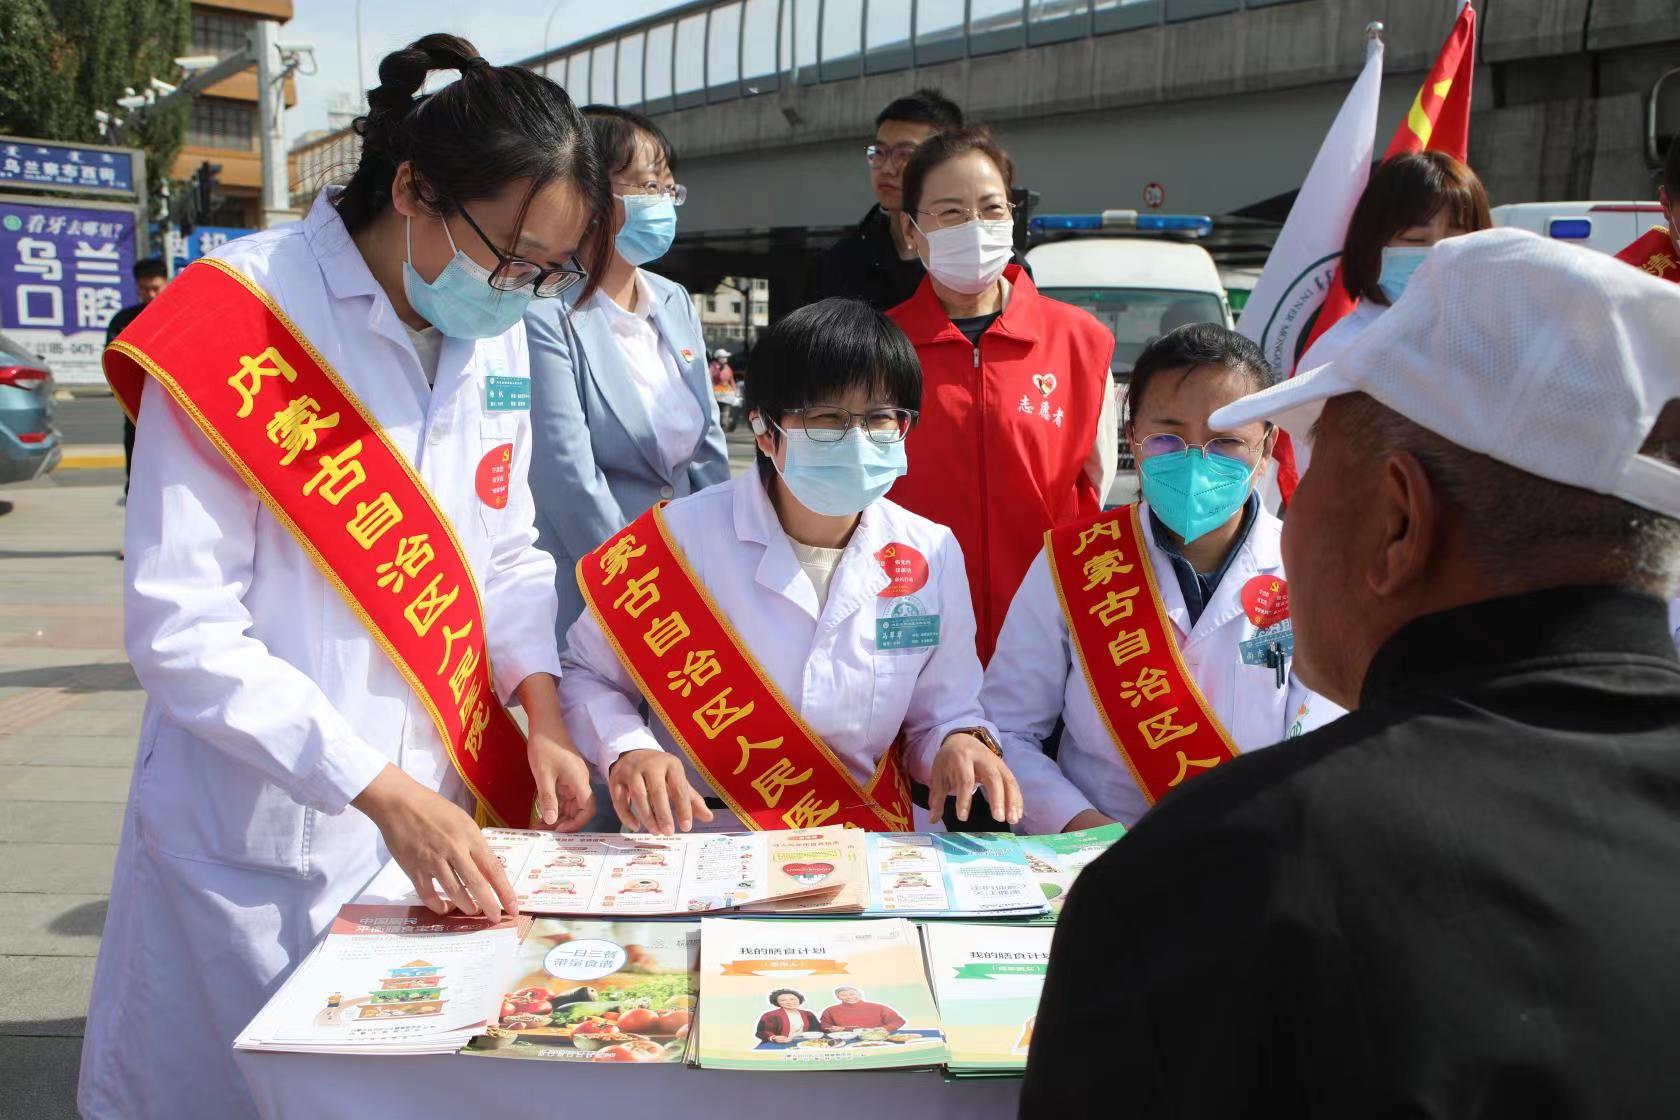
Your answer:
[811,206,928,312]
[1023,587,1680,1118]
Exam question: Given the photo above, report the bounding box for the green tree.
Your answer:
[0,0,189,215]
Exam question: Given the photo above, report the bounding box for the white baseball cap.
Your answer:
[1211,226,1680,518]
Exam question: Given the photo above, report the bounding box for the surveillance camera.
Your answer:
[175,55,221,72]
[149,78,178,95]
[93,109,111,123]
[274,40,316,53]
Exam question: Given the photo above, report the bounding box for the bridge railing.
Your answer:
[521,0,1310,116]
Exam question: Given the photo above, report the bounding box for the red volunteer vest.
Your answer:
[1615,226,1679,284]
[888,264,1113,664]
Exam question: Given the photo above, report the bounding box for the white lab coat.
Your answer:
[560,475,996,831]
[78,191,563,1120]
[983,500,1343,834]
[1261,299,1385,512]
[1670,596,1680,653]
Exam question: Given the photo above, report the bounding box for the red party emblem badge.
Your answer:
[475,443,513,509]
[874,543,929,598]
[1241,575,1289,628]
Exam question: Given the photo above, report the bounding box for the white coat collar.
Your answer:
[301,188,477,396]
[1136,497,1283,643]
[731,475,893,624]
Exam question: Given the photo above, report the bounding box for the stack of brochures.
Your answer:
[921,923,1056,1077]
[692,917,950,1072]
[233,905,526,1056]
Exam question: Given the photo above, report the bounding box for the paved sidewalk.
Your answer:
[0,479,131,1120]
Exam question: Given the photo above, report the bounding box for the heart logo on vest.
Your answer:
[681,348,694,363]
[1032,372,1058,397]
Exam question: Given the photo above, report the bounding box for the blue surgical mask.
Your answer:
[772,426,907,517]
[614,193,678,266]
[401,216,532,339]
[1377,245,1430,304]
[1140,450,1256,545]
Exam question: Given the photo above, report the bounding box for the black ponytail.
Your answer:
[336,33,611,300]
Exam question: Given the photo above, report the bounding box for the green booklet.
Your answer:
[921,922,1054,1076]
[695,917,949,1072]
[461,919,698,1064]
[1015,823,1126,921]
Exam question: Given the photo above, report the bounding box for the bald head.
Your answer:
[1281,393,1680,708]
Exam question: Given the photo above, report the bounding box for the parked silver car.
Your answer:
[0,329,61,484]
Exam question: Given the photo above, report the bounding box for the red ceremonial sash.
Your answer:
[1614,226,1679,284]
[577,506,912,832]
[1046,504,1239,805]
[104,259,534,827]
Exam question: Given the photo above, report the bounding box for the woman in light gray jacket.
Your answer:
[525,106,730,647]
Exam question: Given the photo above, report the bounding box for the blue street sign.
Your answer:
[0,141,137,196]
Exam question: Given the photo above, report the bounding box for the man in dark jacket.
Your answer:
[1023,229,1680,1117]
[811,89,963,311]
[105,256,168,496]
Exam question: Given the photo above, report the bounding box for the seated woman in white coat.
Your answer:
[80,37,600,1120]
[561,298,1023,836]
[985,325,1343,833]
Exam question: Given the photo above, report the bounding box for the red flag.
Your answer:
[1277,3,1477,506]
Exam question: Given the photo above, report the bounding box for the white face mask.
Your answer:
[915,217,1014,295]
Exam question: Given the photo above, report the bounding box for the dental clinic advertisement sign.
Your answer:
[0,200,137,384]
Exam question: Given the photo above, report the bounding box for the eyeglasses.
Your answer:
[613,181,688,206]
[779,405,918,444]
[454,203,588,298]
[1134,427,1273,464]
[914,201,1015,231]
[865,142,920,168]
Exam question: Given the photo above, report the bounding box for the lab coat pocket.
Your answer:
[868,652,927,750]
[133,723,310,878]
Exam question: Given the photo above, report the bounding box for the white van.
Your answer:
[1025,232,1232,378]
[1491,201,1665,256]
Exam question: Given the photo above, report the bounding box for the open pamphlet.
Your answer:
[462,919,699,1064]
[864,833,1048,918]
[1015,823,1128,920]
[921,923,1055,1077]
[482,826,865,916]
[694,917,949,1072]
[233,905,526,1056]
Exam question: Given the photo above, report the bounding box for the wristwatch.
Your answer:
[953,727,1005,758]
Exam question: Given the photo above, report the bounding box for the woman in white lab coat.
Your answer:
[984,325,1342,834]
[561,298,1023,835]
[80,36,604,1120]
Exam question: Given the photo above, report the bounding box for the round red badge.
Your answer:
[1241,575,1290,628]
[874,543,929,598]
[475,443,513,509]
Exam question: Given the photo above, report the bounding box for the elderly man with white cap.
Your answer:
[1022,228,1680,1118]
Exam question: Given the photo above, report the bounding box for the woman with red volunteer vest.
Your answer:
[560,298,1023,836]
[984,325,1343,833]
[1277,153,1491,503]
[81,37,601,1120]
[885,127,1118,664]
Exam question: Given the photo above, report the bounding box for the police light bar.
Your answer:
[1548,218,1592,240]
[1029,210,1214,238]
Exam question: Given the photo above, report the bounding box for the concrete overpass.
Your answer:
[522,0,1680,308]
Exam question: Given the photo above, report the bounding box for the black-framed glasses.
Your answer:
[865,142,920,168]
[1135,425,1273,464]
[454,203,587,298]
[779,405,918,444]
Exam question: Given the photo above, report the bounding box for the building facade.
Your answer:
[693,276,769,352]
[176,0,296,228]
